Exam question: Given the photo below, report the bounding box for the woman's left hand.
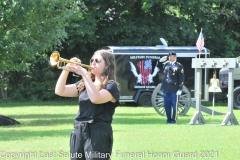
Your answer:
[70,64,86,75]
[68,58,87,76]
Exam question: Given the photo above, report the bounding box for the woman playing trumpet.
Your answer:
[55,49,120,160]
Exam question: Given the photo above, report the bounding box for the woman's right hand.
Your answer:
[55,57,81,97]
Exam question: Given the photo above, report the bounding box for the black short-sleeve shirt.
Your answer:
[75,81,120,123]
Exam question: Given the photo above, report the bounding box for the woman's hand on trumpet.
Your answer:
[67,57,88,76]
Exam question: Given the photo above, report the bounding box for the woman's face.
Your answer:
[90,52,105,76]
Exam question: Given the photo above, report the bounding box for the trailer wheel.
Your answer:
[151,83,191,116]
[137,92,152,106]
[234,86,240,109]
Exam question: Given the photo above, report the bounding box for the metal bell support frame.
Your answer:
[191,57,239,125]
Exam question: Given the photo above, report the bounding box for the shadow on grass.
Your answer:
[3,111,195,128]
[115,113,158,116]
[0,101,78,108]
[12,114,76,119]
[13,113,167,126]
[183,113,228,125]
[21,118,75,126]
[7,114,76,127]
[114,112,228,125]
[0,116,228,142]
[0,128,72,141]
[113,114,195,125]
[201,101,227,107]
[3,110,228,127]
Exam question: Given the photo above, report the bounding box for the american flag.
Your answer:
[196,29,204,52]
[137,59,152,85]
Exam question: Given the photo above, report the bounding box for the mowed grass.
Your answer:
[0,101,240,160]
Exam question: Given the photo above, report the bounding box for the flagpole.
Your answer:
[198,28,203,59]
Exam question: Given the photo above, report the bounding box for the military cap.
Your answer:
[169,51,176,56]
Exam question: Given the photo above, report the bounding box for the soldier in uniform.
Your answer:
[160,51,185,124]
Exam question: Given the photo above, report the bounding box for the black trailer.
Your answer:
[105,39,210,115]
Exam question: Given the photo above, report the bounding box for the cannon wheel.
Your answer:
[151,83,191,116]
[234,86,240,109]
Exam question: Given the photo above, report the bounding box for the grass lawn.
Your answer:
[0,101,240,160]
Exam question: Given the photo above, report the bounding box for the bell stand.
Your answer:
[210,91,222,117]
[212,92,215,118]
[208,70,222,118]
[190,57,240,125]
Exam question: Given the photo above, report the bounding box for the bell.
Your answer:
[208,71,222,93]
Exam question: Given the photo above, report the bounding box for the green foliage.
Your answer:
[0,0,82,72]
[1,0,240,101]
[0,0,84,101]
[73,0,239,57]
[4,54,80,101]
[174,0,240,57]
[7,54,58,101]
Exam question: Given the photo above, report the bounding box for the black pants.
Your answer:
[70,120,113,160]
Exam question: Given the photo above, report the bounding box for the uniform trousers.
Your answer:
[163,92,177,122]
[70,120,113,160]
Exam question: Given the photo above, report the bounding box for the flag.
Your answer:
[137,59,152,85]
[196,30,204,52]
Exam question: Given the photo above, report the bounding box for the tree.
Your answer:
[1,0,240,102]
[172,0,240,57]
[0,0,84,125]
[0,0,84,100]
[66,0,239,58]
[0,0,84,72]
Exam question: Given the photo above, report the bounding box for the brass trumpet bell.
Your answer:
[50,51,93,72]
[50,51,60,66]
[208,72,222,93]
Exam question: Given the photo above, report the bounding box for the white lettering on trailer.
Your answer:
[130,56,146,59]
[120,96,133,99]
[134,86,146,88]
[146,56,161,59]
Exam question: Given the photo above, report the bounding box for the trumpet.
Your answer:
[50,51,93,72]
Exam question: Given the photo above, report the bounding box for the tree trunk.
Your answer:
[1,88,7,99]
